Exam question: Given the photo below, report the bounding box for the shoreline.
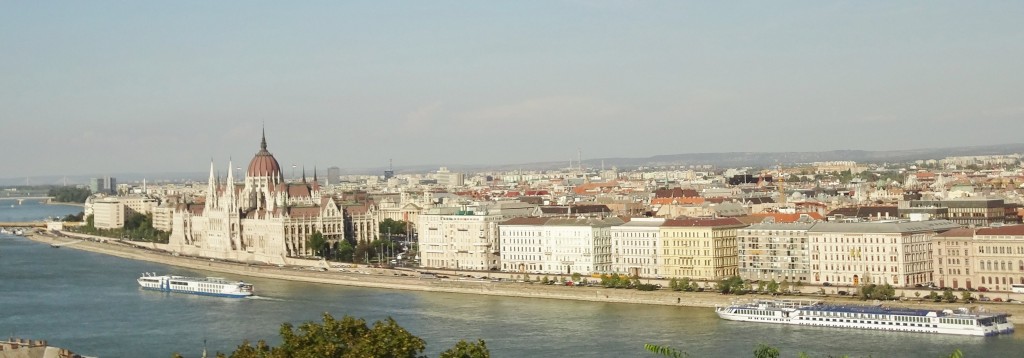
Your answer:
[22,231,1024,325]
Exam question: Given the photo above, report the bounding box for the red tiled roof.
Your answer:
[749,212,824,223]
[288,206,321,218]
[937,228,976,238]
[976,225,1024,236]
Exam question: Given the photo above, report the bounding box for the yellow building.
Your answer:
[659,218,746,281]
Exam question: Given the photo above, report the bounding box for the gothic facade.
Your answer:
[167,132,345,264]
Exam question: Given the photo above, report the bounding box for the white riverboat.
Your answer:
[716,299,1014,336]
[137,273,254,298]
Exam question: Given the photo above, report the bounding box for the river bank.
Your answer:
[23,230,1024,325]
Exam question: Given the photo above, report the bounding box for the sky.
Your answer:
[2,1,1023,179]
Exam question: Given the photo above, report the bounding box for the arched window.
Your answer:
[1019,260,1023,271]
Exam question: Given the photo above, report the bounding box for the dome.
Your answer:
[247,132,283,178]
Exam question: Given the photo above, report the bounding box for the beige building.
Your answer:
[92,198,125,229]
[737,222,814,283]
[659,218,745,281]
[610,217,664,277]
[418,202,540,271]
[808,220,959,287]
[934,225,1024,291]
[151,206,174,232]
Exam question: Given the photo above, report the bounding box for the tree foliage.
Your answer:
[858,284,896,301]
[306,231,327,257]
[210,313,475,358]
[48,186,92,203]
[439,339,489,358]
[379,218,408,236]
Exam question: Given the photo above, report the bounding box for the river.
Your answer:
[0,200,1021,357]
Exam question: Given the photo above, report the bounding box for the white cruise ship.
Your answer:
[137,273,254,298]
[716,299,1014,336]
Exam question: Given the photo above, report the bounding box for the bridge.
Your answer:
[0,197,55,205]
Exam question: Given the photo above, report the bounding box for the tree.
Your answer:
[306,231,327,258]
[960,291,974,303]
[766,280,780,295]
[928,290,940,302]
[214,313,432,358]
[379,218,408,237]
[669,278,679,291]
[439,340,489,358]
[336,240,354,262]
[942,289,958,303]
[717,276,744,294]
[753,343,780,358]
[571,272,582,282]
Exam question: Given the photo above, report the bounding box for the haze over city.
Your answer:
[2,1,1023,178]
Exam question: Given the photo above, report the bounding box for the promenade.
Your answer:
[23,230,1024,325]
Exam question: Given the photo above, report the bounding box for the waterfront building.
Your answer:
[167,132,346,264]
[610,217,664,277]
[418,202,539,271]
[737,222,814,283]
[659,218,746,281]
[92,197,125,229]
[499,216,621,275]
[807,220,959,287]
[934,225,1024,291]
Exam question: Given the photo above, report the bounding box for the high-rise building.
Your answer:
[89,176,116,194]
[327,167,340,185]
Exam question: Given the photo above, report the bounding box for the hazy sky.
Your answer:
[3,1,1023,179]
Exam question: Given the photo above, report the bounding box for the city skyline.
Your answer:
[3,2,1023,178]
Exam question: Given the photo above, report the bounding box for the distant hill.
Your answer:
[485,143,1024,172]
[5,143,1023,185]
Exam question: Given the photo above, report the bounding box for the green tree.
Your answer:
[48,186,92,203]
[961,290,974,303]
[942,289,958,303]
[336,240,354,262]
[669,278,679,291]
[766,280,780,294]
[379,218,408,236]
[439,340,489,358]
[306,231,327,257]
[717,276,744,294]
[571,272,582,282]
[753,343,780,358]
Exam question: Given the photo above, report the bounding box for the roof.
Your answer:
[936,228,976,238]
[975,225,1024,236]
[614,217,666,228]
[741,222,816,231]
[663,218,746,228]
[808,220,959,234]
[654,188,699,198]
[749,212,824,223]
[247,131,283,179]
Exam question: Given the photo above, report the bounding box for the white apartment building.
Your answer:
[418,202,540,271]
[151,206,174,231]
[92,198,125,229]
[610,217,664,277]
[737,222,814,283]
[808,220,959,287]
[499,217,622,275]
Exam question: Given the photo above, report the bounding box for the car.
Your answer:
[979,297,992,302]
[822,282,832,287]
[837,290,848,296]
[978,287,989,292]
[993,298,1004,302]
[914,284,923,288]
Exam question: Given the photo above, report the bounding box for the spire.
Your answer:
[260,126,267,151]
[313,166,318,183]
[302,166,307,183]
